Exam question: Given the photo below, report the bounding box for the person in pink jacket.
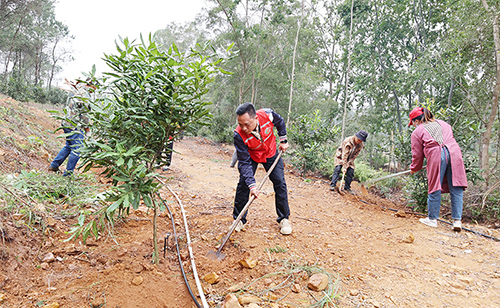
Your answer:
[408,107,468,231]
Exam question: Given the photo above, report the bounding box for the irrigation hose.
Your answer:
[157,192,203,308]
[162,184,209,308]
[369,202,500,242]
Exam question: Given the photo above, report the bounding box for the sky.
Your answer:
[54,0,206,86]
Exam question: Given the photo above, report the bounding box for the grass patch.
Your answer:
[264,245,288,253]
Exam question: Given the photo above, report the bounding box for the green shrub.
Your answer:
[0,73,67,105]
[288,110,340,175]
[206,110,234,143]
[403,172,428,212]
[353,161,384,183]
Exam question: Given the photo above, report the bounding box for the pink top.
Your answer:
[410,120,468,194]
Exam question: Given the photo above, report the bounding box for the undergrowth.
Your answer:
[0,170,103,232]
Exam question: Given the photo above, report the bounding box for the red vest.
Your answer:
[235,110,277,163]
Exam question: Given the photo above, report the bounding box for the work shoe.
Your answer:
[234,221,244,232]
[48,166,59,172]
[419,217,438,228]
[279,219,292,235]
[453,220,462,232]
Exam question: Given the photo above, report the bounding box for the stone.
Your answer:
[91,297,106,308]
[0,293,5,302]
[291,283,301,293]
[40,262,50,270]
[42,253,55,263]
[131,276,143,286]
[117,249,128,257]
[372,300,381,307]
[12,213,24,220]
[395,210,406,217]
[203,272,219,284]
[402,233,415,244]
[449,281,466,290]
[131,262,144,273]
[238,294,260,305]
[46,217,57,227]
[227,282,244,293]
[263,278,273,286]
[222,293,241,308]
[239,258,258,269]
[350,289,359,296]
[265,292,277,301]
[247,304,261,308]
[456,275,474,284]
[307,273,328,292]
[42,303,60,308]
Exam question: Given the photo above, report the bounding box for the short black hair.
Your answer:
[236,102,256,117]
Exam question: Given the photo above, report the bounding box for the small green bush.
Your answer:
[353,161,384,183]
[403,172,429,212]
[288,110,340,175]
[206,111,234,143]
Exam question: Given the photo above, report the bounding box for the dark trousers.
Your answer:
[233,151,290,224]
[165,141,173,166]
[330,165,354,190]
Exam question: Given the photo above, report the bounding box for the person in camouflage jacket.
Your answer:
[330,130,368,192]
[48,79,92,176]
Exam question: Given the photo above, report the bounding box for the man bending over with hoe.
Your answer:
[330,130,368,193]
[233,103,292,235]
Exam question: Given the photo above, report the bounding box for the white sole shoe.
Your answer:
[234,220,244,232]
[453,220,462,232]
[419,217,438,228]
[279,219,292,235]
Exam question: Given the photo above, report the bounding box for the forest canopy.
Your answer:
[0,0,499,215]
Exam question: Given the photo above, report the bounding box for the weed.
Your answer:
[228,257,340,308]
[27,135,44,147]
[265,245,288,253]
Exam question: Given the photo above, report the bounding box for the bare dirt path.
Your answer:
[146,137,500,308]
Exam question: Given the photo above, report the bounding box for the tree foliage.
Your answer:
[67,35,225,263]
[0,0,72,101]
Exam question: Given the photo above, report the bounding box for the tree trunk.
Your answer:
[3,12,25,85]
[479,0,500,183]
[34,42,41,86]
[328,40,336,98]
[215,0,248,104]
[341,0,355,141]
[251,9,265,105]
[447,79,454,108]
[48,39,60,90]
[447,79,454,122]
[393,90,403,133]
[287,0,304,127]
